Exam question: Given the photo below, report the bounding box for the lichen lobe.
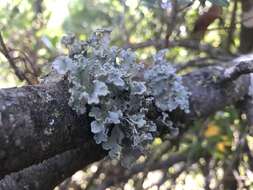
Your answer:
[52,30,190,167]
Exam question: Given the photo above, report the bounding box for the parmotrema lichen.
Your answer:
[52,29,191,167]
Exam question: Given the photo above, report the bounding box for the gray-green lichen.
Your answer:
[52,29,190,167]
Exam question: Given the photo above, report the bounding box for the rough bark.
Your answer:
[0,144,105,190]
[0,80,97,177]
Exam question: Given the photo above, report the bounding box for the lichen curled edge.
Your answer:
[52,30,190,167]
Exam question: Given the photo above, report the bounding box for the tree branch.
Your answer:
[0,32,32,84]
[0,80,98,177]
[0,144,105,190]
[221,59,253,82]
[124,39,233,59]
[0,56,252,188]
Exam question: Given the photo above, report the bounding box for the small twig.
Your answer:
[98,150,189,189]
[205,12,253,32]
[165,0,178,46]
[125,39,233,59]
[221,59,253,82]
[34,0,43,15]
[225,0,238,52]
[175,57,216,71]
[119,0,130,44]
[0,32,32,84]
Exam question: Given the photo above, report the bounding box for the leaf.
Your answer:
[216,142,226,152]
[204,123,220,137]
[207,0,229,6]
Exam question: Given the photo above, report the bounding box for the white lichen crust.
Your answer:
[52,30,190,167]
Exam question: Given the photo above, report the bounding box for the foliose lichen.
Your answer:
[52,29,190,167]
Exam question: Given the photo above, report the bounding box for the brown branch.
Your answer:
[175,57,217,71]
[0,144,105,190]
[225,0,238,52]
[221,59,253,82]
[0,80,100,177]
[164,0,178,46]
[124,39,233,59]
[97,151,189,190]
[0,32,32,84]
[239,0,253,53]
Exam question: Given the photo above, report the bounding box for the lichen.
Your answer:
[248,73,253,97]
[52,29,190,167]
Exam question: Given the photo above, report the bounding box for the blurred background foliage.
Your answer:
[1,0,253,189]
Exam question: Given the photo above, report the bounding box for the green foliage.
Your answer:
[206,0,229,6]
[63,0,119,35]
[142,0,229,8]
[53,30,190,167]
[0,0,61,87]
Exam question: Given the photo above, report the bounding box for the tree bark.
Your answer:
[0,80,98,177]
[0,144,105,190]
